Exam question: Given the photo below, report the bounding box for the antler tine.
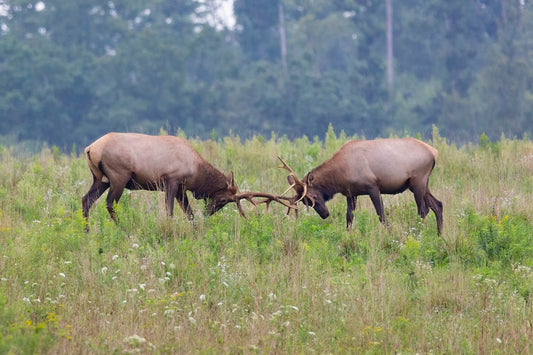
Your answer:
[234,199,248,218]
[235,192,299,211]
[277,156,311,205]
[280,183,296,197]
[277,156,304,186]
[277,156,295,173]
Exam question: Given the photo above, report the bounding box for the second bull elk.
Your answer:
[279,138,443,234]
[82,133,296,226]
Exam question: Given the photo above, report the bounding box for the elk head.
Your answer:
[278,157,330,219]
[205,171,298,218]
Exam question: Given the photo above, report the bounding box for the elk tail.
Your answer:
[85,146,109,183]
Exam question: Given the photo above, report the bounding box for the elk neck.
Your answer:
[308,164,344,201]
[190,162,229,199]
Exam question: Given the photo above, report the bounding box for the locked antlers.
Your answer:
[232,191,298,218]
[277,156,315,207]
[226,156,316,218]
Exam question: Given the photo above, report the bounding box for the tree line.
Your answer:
[0,0,532,149]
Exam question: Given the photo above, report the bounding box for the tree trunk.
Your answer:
[278,2,288,77]
[386,0,394,92]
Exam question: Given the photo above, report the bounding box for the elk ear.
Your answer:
[287,175,295,185]
[226,171,235,187]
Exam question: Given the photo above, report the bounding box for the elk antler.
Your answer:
[233,191,299,218]
[277,156,310,204]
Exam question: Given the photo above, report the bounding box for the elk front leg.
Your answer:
[165,183,178,216]
[176,187,194,220]
[369,188,387,226]
[345,195,357,230]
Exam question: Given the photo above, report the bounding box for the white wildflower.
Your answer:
[270,310,282,319]
[101,266,108,274]
[112,255,119,261]
[59,273,65,278]
[164,309,175,316]
[199,294,206,301]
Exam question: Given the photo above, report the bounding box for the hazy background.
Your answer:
[1,0,532,149]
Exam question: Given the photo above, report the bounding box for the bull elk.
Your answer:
[82,133,296,226]
[279,138,443,234]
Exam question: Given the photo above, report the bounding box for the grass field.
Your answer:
[1,127,532,354]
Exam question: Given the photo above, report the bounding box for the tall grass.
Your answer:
[0,129,532,354]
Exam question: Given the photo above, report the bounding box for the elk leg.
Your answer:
[82,175,110,220]
[106,180,127,221]
[409,184,430,218]
[176,187,194,220]
[345,196,357,230]
[369,188,387,226]
[164,183,178,216]
[425,191,443,234]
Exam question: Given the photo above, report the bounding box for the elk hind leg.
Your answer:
[82,175,110,219]
[409,184,430,219]
[425,191,443,234]
[106,179,128,222]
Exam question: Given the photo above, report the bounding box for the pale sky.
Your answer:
[1,1,235,30]
[195,0,236,30]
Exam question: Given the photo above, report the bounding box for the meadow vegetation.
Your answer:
[0,127,532,354]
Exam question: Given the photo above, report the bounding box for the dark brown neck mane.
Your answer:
[309,162,343,201]
[190,162,228,199]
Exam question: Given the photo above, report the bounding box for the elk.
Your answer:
[279,138,443,233]
[82,133,296,226]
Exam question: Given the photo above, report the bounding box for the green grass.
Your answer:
[0,129,532,353]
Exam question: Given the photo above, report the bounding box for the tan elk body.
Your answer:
[82,133,294,224]
[281,138,443,233]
